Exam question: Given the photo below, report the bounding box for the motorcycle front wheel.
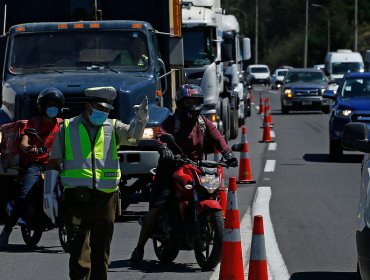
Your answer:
[21,225,43,247]
[194,210,224,271]
[153,238,179,263]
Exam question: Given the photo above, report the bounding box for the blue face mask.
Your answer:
[46,106,59,118]
[89,106,109,126]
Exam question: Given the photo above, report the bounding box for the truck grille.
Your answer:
[29,93,87,119]
[351,112,370,123]
[294,88,320,96]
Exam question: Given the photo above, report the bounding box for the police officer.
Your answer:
[0,88,64,248]
[44,86,148,280]
[129,84,238,266]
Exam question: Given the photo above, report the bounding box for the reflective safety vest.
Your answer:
[60,117,121,192]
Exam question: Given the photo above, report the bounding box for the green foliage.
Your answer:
[221,0,370,70]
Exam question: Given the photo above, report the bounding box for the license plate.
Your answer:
[302,101,312,105]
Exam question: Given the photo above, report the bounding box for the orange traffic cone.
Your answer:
[214,147,227,216]
[237,126,256,184]
[266,97,273,127]
[258,92,264,114]
[260,100,274,143]
[248,215,268,280]
[219,177,244,280]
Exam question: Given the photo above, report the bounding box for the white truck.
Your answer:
[324,49,364,84]
[182,0,232,139]
[221,14,251,137]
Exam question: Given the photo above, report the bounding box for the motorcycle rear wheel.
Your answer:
[21,225,43,247]
[153,238,179,263]
[58,223,69,253]
[194,210,224,271]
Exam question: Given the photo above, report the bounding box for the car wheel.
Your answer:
[329,138,343,161]
[281,104,289,114]
[322,106,330,114]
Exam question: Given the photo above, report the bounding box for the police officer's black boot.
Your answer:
[0,228,11,249]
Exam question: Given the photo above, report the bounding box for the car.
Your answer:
[342,123,370,280]
[246,64,271,86]
[271,68,288,90]
[280,68,331,114]
[323,72,370,160]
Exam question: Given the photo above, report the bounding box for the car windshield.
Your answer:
[8,30,150,74]
[183,28,214,67]
[251,67,268,73]
[277,70,287,77]
[332,62,364,74]
[340,78,370,98]
[285,71,326,83]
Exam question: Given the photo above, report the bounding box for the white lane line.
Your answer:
[209,207,253,280]
[268,143,277,151]
[253,187,290,280]
[270,130,276,138]
[264,160,276,172]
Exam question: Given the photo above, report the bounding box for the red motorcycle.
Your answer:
[150,134,227,271]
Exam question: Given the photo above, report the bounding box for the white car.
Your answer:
[271,68,288,89]
[246,64,271,86]
[342,123,370,280]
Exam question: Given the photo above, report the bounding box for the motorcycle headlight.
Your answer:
[334,109,352,118]
[200,175,220,194]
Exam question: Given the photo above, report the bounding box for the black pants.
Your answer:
[61,188,117,280]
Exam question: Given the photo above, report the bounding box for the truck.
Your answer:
[324,49,364,84]
[181,0,235,139]
[220,14,251,137]
[0,0,184,219]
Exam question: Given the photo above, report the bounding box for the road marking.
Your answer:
[264,160,276,172]
[253,187,290,280]
[268,143,277,151]
[270,130,276,138]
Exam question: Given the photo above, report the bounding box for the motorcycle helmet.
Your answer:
[37,87,65,116]
[176,84,204,120]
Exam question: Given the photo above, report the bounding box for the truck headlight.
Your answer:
[142,127,159,139]
[334,109,352,117]
[284,89,293,98]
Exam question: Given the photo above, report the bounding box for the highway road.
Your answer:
[0,86,361,280]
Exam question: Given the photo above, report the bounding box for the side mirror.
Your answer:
[242,38,251,61]
[24,128,38,137]
[160,133,175,144]
[342,122,370,152]
[322,89,335,99]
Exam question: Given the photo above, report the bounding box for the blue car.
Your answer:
[323,72,370,160]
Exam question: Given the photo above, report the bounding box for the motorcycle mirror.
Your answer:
[24,128,38,137]
[231,143,243,152]
[160,133,176,144]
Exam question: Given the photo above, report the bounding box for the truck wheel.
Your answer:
[230,109,238,140]
[221,98,230,140]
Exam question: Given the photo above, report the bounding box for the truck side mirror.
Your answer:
[242,38,251,61]
[157,58,168,95]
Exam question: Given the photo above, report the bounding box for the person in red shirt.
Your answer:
[0,88,64,248]
[129,84,238,266]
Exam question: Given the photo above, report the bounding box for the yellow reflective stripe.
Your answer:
[94,125,104,159]
[112,119,118,160]
[79,123,92,158]
[64,119,74,160]
[62,168,121,180]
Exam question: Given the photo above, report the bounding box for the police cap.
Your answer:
[84,86,117,110]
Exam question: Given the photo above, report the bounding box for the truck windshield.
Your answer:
[285,71,326,83]
[8,30,150,74]
[183,28,214,67]
[251,67,268,73]
[332,62,364,75]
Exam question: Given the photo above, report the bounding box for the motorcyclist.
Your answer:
[129,84,238,266]
[0,88,64,248]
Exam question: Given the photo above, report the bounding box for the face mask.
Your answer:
[89,106,109,126]
[46,106,59,118]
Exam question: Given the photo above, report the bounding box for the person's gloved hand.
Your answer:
[134,96,149,122]
[222,150,238,167]
[159,146,174,161]
[43,193,58,224]
[36,147,48,155]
